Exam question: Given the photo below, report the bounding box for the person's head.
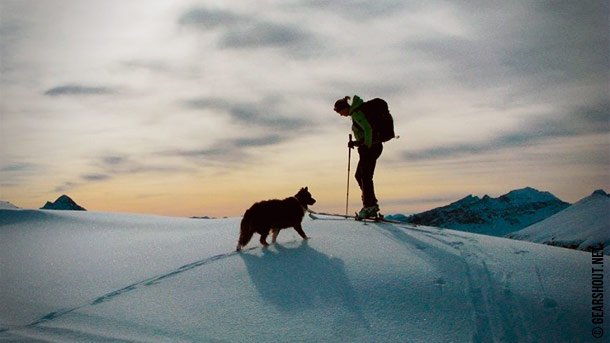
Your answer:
[334,96,351,116]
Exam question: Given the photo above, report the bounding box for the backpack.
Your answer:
[360,98,395,143]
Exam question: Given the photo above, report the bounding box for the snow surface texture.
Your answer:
[406,187,569,236]
[509,190,610,255]
[0,209,607,342]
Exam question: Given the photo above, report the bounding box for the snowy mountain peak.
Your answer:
[592,189,609,197]
[407,187,569,236]
[500,187,559,204]
[509,190,610,254]
[571,189,610,207]
[41,194,86,211]
[0,201,20,210]
[450,194,480,207]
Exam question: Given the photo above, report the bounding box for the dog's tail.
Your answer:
[237,210,255,251]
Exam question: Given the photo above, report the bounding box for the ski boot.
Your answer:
[356,204,381,221]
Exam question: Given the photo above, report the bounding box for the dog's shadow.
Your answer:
[239,241,368,325]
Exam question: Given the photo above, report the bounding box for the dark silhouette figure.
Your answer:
[237,187,316,251]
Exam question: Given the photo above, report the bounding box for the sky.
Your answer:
[1,0,608,217]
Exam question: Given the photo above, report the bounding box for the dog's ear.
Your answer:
[304,186,308,191]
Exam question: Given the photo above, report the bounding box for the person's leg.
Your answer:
[357,143,383,208]
[355,155,364,193]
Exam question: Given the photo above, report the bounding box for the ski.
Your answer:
[307,211,352,220]
[355,212,384,222]
[308,210,405,224]
[355,212,406,224]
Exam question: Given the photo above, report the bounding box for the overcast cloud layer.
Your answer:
[1,0,608,215]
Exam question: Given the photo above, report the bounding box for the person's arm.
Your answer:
[351,111,373,148]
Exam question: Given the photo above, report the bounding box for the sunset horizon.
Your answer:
[1,1,608,218]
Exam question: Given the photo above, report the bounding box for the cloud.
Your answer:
[403,101,610,161]
[178,6,317,54]
[504,1,608,81]
[233,135,285,148]
[44,84,116,96]
[0,162,38,173]
[397,0,608,163]
[52,155,193,192]
[219,22,309,49]
[167,95,313,164]
[96,155,189,175]
[81,173,111,181]
[184,97,311,131]
[102,156,126,166]
[406,0,608,100]
[161,134,287,163]
[0,162,42,188]
[120,60,171,73]
[54,182,79,193]
[291,0,410,20]
[178,8,241,29]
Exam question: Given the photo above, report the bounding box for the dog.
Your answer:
[236,187,316,251]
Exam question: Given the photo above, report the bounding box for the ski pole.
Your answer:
[346,134,352,216]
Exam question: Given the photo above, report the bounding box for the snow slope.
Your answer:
[0,209,606,342]
[508,190,610,254]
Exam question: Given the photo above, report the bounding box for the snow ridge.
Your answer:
[508,190,610,254]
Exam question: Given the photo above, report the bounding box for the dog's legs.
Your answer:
[259,231,270,247]
[271,229,279,243]
[293,224,308,240]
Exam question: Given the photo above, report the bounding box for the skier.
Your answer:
[334,95,385,220]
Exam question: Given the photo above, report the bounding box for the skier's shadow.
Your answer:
[239,240,368,325]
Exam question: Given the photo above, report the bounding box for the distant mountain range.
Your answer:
[0,201,20,210]
[41,194,87,211]
[508,190,609,254]
[403,187,570,236]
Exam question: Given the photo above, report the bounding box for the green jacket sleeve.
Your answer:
[351,111,373,148]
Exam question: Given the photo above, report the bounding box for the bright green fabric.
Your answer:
[349,95,373,148]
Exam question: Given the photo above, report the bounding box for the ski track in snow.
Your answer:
[11,245,263,330]
[363,221,538,342]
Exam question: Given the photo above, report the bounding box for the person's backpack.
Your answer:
[360,98,395,143]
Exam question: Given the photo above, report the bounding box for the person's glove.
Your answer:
[348,140,363,149]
